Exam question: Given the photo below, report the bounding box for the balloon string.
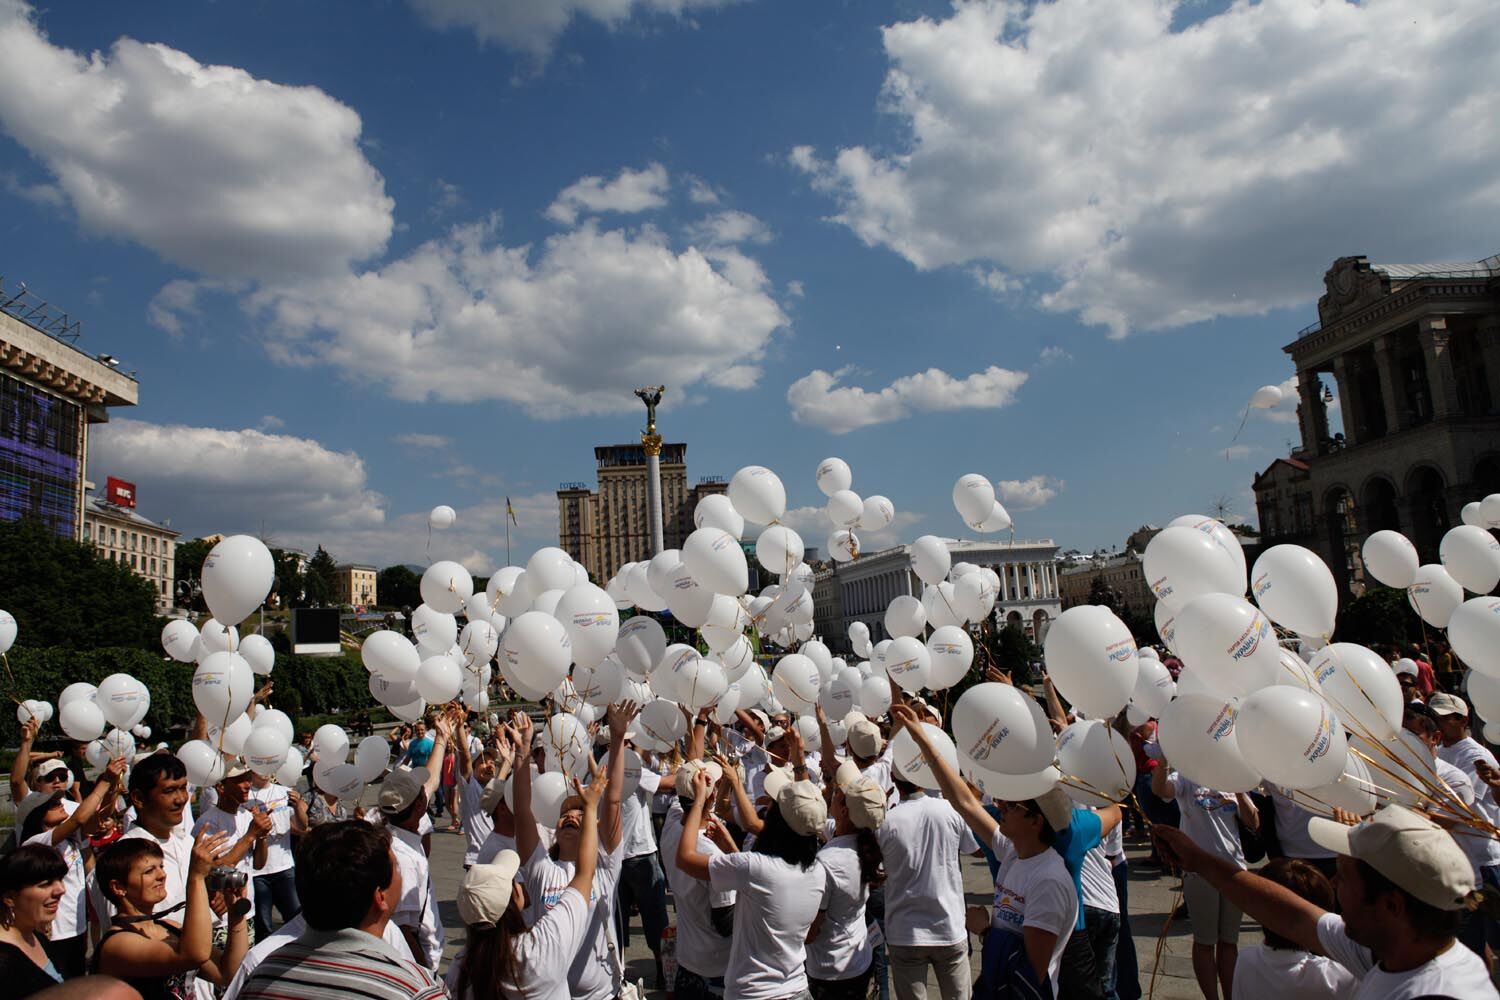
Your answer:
[1228,405,1251,449]
[2,652,21,706]
[1147,887,1183,1000]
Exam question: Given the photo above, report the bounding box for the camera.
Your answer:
[205,866,248,894]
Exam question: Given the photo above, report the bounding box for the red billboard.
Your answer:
[106,476,136,508]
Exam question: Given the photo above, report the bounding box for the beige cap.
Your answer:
[479,775,510,814]
[841,775,887,831]
[1034,787,1074,833]
[675,759,724,800]
[834,759,862,789]
[748,709,771,732]
[16,789,64,831]
[847,716,885,759]
[764,725,787,746]
[34,759,70,781]
[1308,804,1475,911]
[761,765,794,803]
[379,767,429,815]
[220,761,251,780]
[1427,693,1468,718]
[457,853,523,927]
[913,698,944,727]
[777,779,828,837]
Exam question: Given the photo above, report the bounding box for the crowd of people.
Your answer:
[3,649,1499,1000]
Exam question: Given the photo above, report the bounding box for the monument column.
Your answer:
[635,386,667,557]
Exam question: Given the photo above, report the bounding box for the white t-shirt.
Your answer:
[1269,786,1335,861]
[876,793,980,947]
[988,829,1077,992]
[520,839,626,1000]
[458,775,493,866]
[1430,760,1500,876]
[15,797,77,843]
[192,804,261,921]
[477,830,518,866]
[221,913,415,1000]
[808,834,873,981]
[1438,739,1500,871]
[497,887,589,1000]
[660,806,733,978]
[622,769,661,859]
[119,824,195,913]
[1232,943,1356,1000]
[390,825,443,972]
[250,784,296,875]
[1316,912,1498,999]
[24,830,87,938]
[708,851,826,1000]
[1078,841,1119,914]
[1164,772,1245,867]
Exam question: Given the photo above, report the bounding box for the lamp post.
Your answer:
[634,386,667,557]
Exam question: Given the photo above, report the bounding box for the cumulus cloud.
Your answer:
[250,217,788,415]
[996,475,1063,510]
[0,1,393,280]
[1038,346,1071,366]
[786,364,1028,434]
[407,0,745,60]
[792,0,1500,336]
[545,163,670,226]
[685,210,773,248]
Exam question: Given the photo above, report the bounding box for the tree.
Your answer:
[1339,585,1422,651]
[303,546,338,607]
[377,564,422,610]
[996,621,1041,683]
[173,537,213,611]
[270,549,305,609]
[0,517,160,651]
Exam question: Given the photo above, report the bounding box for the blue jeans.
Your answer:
[253,868,302,940]
[1084,906,1120,1000]
[865,885,888,1000]
[675,966,725,999]
[1460,863,1500,956]
[615,853,670,955]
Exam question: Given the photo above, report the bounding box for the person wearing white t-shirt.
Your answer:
[192,765,273,932]
[1152,760,1258,1000]
[1157,803,1497,1000]
[378,720,449,971]
[248,774,305,939]
[891,703,1075,999]
[1229,858,1355,1000]
[18,756,126,977]
[120,753,200,916]
[453,716,498,869]
[677,748,829,1000]
[616,729,678,989]
[1265,785,1338,880]
[1429,692,1500,957]
[807,766,888,999]
[660,760,736,998]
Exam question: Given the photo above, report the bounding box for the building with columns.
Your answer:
[1254,253,1500,596]
[815,538,1061,652]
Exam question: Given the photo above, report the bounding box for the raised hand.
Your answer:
[889,702,921,731]
[189,829,234,878]
[606,700,640,735]
[105,756,129,783]
[578,769,610,809]
[249,805,273,838]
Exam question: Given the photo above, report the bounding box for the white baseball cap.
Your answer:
[457,853,523,927]
[777,779,828,837]
[675,759,724,800]
[847,716,885,759]
[1308,804,1475,911]
[1427,693,1468,718]
[379,767,429,815]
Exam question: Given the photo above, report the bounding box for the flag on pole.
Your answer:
[506,497,518,526]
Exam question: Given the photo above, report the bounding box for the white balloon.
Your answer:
[59,698,105,741]
[772,654,823,715]
[815,457,853,497]
[1129,656,1174,718]
[252,708,295,744]
[490,567,533,618]
[1309,643,1403,742]
[1057,720,1135,806]
[360,631,417,684]
[1153,601,1180,655]
[926,625,973,690]
[884,635,932,693]
[890,723,957,790]
[963,759,1062,801]
[1156,694,1262,793]
[952,573,990,624]
[601,748,644,798]
[694,494,745,540]
[239,633,275,676]
[1483,494,1500,529]
[1236,686,1347,790]
[952,682,1054,775]
[1043,606,1139,718]
[1288,752,1378,818]
[756,525,805,577]
[459,620,500,667]
[646,551,685,603]
[389,696,427,724]
[922,582,966,630]
[663,563,714,629]
[953,474,997,527]
[700,595,750,652]
[527,548,580,595]
[1172,594,1283,700]
[411,605,459,652]
[1143,525,1244,612]
[638,700,688,749]
[1462,501,1485,528]
[826,490,864,529]
[714,683,744,725]
[910,536,951,586]
[1451,597,1500,679]
[1249,384,1283,409]
[420,561,474,615]
[0,609,15,654]
[1250,545,1338,639]
[678,658,729,713]
[974,502,1013,533]
[206,714,252,757]
[1406,564,1464,628]
[1440,525,1500,595]
[652,644,700,702]
[556,584,620,669]
[161,620,200,662]
[199,619,239,654]
[885,595,926,639]
[821,668,860,718]
[58,682,97,709]
[1361,530,1420,590]
[728,465,787,525]
[312,723,351,763]
[429,505,456,530]
[542,714,594,779]
[828,529,860,563]
[714,636,756,683]
[192,653,254,724]
[616,616,667,679]
[323,763,366,802]
[178,740,224,787]
[369,672,418,707]
[859,495,895,532]
[245,726,292,776]
[415,655,463,704]
[682,527,749,597]
[96,672,145,729]
[859,675,892,718]
[201,535,274,625]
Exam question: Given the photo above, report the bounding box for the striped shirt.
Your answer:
[236,926,445,1000]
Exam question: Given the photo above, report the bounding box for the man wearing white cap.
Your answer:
[1156,805,1497,998]
[660,757,736,998]
[379,762,446,972]
[1428,692,1500,955]
[193,761,273,931]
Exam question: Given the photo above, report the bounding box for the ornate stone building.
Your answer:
[1254,254,1500,596]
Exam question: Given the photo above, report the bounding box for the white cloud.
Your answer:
[545,163,670,226]
[685,210,773,247]
[769,505,925,553]
[1256,375,1302,425]
[256,415,285,431]
[785,280,805,299]
[1038,345,1071,366]
[392,433,451,449]
[792,0,1500,336]
[685,175,721,205]
[996,475,1063,510]
[0,1,393,280]
[786,364,1028,434]
[146,280,204,336]
[1220,445,1258,461]
[407,0,745,60]
[250,217,788,416]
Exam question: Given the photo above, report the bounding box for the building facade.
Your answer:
[0,297,138,540]
[1058,551,1153,617]
[557,442,728,582]
[815,538,1062,652]
[1253,254,1500,596]
[83,494,178,611]
[334,564,378,608]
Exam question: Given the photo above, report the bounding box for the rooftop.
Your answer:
[84,494,179,535]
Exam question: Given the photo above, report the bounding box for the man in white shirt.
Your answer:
[452,715,496,869]
[378,764,445,973]
[617,732,677,989]
[1428,692,1500,957]
[249,772,305,939]
[119,752,199,914]
[1156,804,1498,1000]
[660,759,735,997]
[194,763,274,930]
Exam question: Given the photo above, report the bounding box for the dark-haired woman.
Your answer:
[806,769,887,999]
[0,844,72,998]
[448,770,609,1000]
[94,828,248,1000]
[1231,858,1355,999]
[676,727,829,1000]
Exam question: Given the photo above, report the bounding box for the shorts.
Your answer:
[1182,872,1241,945]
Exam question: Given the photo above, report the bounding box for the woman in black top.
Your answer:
[0,844,71,998]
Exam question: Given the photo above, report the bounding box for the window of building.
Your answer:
[130,554,137,568]
[110,527,117,545]
[150,558,156,574]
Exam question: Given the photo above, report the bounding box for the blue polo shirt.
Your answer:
[1053,807,1102,930]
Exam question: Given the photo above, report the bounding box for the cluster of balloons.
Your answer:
[811,457,896,564]
[950,473,1013,533]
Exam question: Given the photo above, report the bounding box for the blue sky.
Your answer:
[1,0,1494,572]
